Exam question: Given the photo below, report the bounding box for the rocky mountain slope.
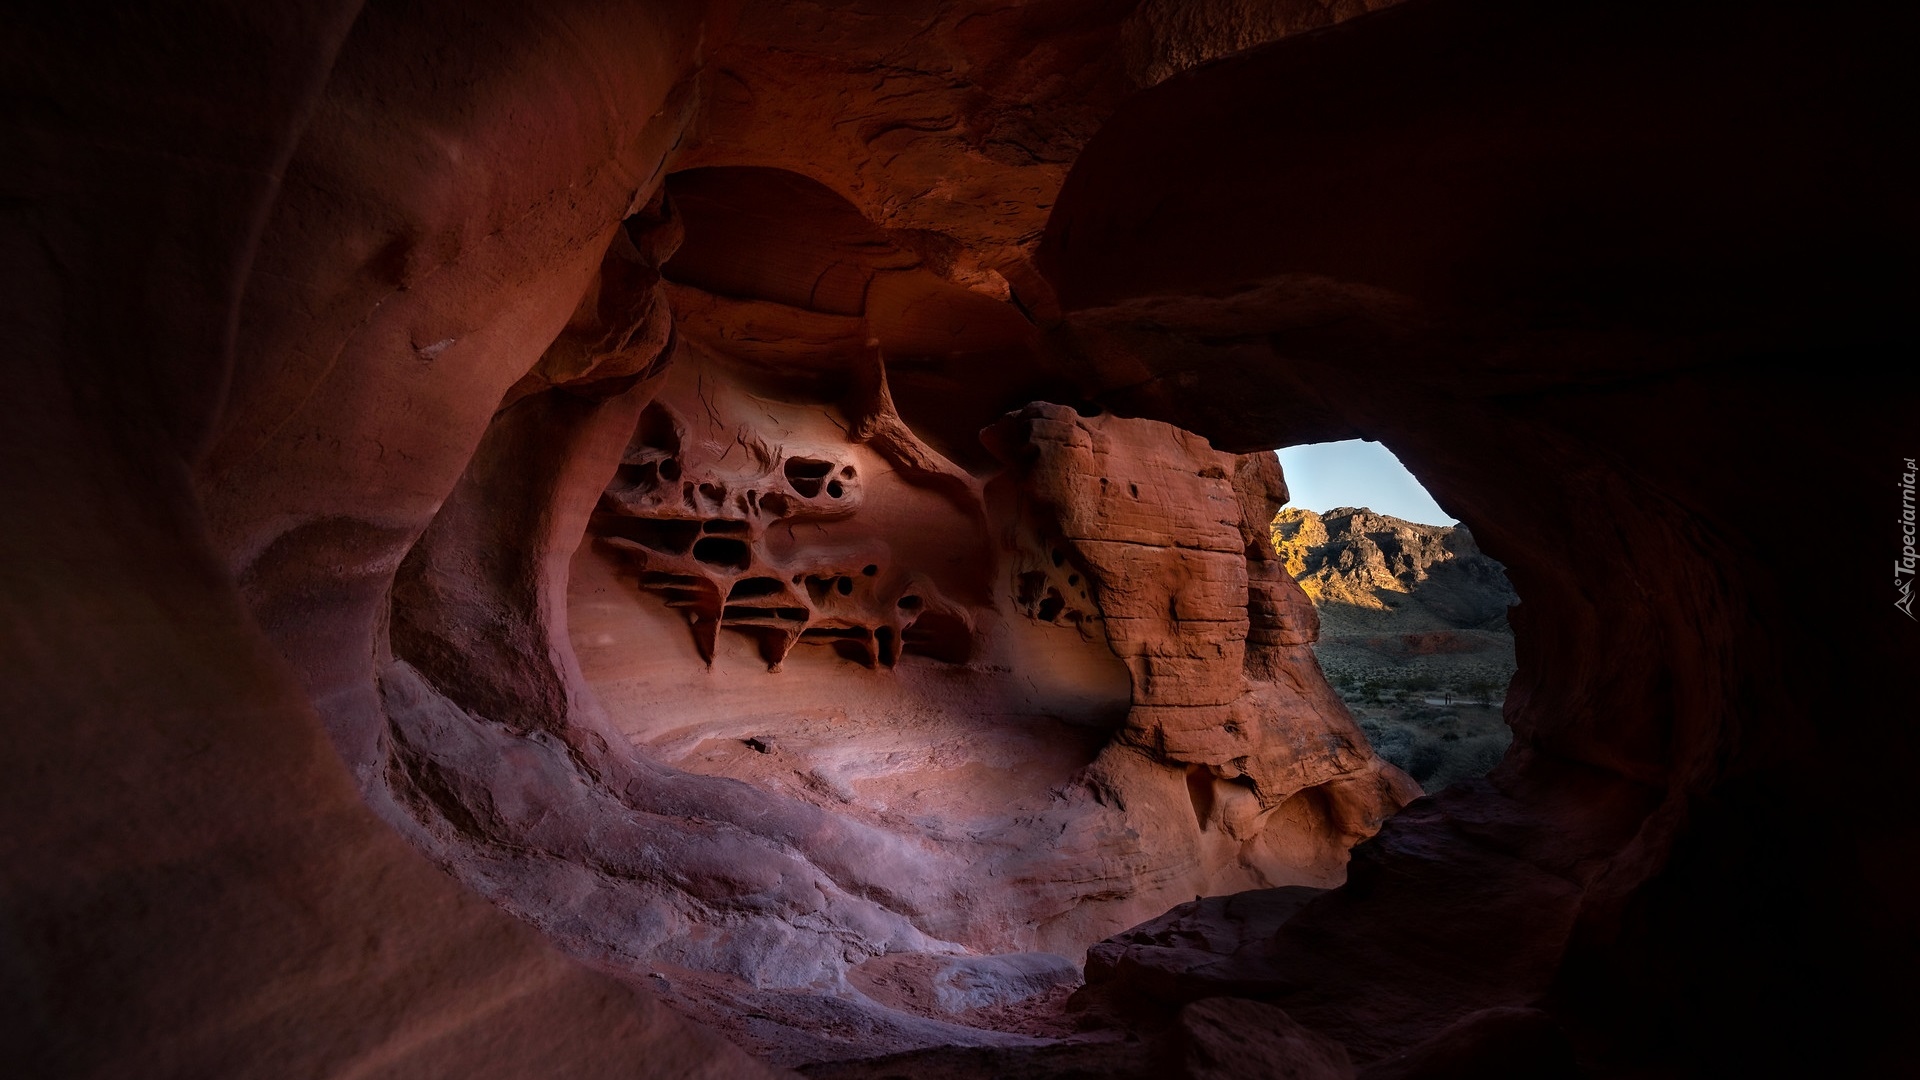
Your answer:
[1273,506,1516,635]
[1273,506,1518,792]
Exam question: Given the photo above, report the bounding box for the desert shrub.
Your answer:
[1354,711,1511,793]
[1406,739,1448,784]
[1418,732,1511,792]
[1356,717,1416,765]
[1463,676,1503,705]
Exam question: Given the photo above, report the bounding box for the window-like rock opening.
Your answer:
[1273,441,1519,795]
[727,576,787,600]
[783,456,835,497]
[691,535,752,569]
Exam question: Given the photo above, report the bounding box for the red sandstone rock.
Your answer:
[5,0,1915,1077]
[1081,886,1327,1006]
[0,3,785,1077]
[542,353,1411,1052]
[1358,1006,1575,1080]
[986,403,1416,818]
[1176,997,1355,1080]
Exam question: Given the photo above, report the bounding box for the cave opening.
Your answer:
[1273,440,1520,795]
[195,128,1484,1080]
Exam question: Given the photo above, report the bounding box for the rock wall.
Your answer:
[125,1,1411,1049]
[985,405,1411,829]
[1038,0,1918,1073]
[0,3,779,1078]
[545,346,1410,1058]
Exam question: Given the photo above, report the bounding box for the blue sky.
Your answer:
[1276,440,1455,525]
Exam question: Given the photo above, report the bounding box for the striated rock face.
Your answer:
[984,406,1413,828]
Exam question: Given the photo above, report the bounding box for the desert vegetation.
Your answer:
[1275,506,1518,793]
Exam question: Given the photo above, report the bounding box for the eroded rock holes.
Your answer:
[594,400,973,669]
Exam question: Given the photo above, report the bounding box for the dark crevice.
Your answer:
[692,536,751,569]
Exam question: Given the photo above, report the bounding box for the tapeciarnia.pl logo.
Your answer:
[1900,457,1917,619]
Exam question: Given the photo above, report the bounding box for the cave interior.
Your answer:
[3,1,1915,1078]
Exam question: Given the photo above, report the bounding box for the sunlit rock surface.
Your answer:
[556,352,1409,1058]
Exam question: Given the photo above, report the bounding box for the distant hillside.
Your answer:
[1273,506,1518,792]
[1273,506,1515,634]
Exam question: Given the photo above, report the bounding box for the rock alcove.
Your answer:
[6,1,1913,1078]
[372,163,1418,1060]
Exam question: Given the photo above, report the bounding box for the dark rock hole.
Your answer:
[691,536,751,570]
[727,577,786,599]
